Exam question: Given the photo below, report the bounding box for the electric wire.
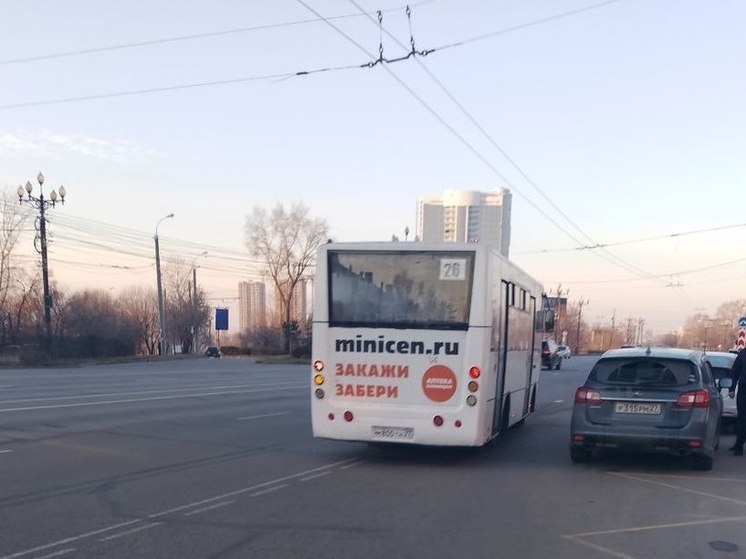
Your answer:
[545,256,746,285]
[0,67,361,111]
[432,0,623,53]
[348,0,650,280]
[0,0,436,66]
[516,222,746,254]
[0,0,624,111]
[294,0,590,249]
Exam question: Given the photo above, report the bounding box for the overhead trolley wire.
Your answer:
[347,0,650,280]
[0,0,436,66]
[0,0,624,112]
[516,222,746,254]
[295,0,596,250]
[432,0,623,54]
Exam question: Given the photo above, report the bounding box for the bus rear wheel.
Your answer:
[500,399,511,433]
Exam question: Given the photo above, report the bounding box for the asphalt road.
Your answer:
[1,356,745,559]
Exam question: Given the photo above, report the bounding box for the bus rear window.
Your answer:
[328,250,474,329]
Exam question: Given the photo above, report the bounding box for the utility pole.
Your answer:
[17,173,67,359]
[550,284,568,341]
[154,213,174,355]
[575,298,589,355]
[190,251,207,354]
[608,309,616,350]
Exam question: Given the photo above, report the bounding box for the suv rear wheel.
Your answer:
[570,447,592,463]
[692,454,713,471]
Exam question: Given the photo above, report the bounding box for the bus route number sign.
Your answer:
[440,258,467,281]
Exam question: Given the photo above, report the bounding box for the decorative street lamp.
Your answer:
[17,172,66,357]
[154,213,174,355]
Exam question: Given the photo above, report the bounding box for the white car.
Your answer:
[557,345,572,359]
[708,351,738,421]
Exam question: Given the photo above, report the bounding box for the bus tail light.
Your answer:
[344,411,354,422]
[328,413,335,420]
[433,415,444,427]
[466,395,477,406]
[675,390,710,408]
[454,420,462,428]
[574,387,602,405]
[314,388,325,399]
[468,381,479,393]
[313,360,324,371]
[314,374,324,386]
[469,366,481,379]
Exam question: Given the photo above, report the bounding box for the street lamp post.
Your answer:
[154,213,174,355]
[191,250,207,353]
[17,172,66,358]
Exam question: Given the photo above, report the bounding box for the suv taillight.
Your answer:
[675,390,710,408]
[574,387,602,405]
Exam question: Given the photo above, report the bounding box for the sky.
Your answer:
[1,0,745,337]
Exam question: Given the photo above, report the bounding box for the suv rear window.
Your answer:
[589,358,698,387]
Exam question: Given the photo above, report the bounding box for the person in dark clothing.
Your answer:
[729,348,746,455]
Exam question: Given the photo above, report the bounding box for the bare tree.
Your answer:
[60,289,139,357]
[0,190,31,343]
[119,286,159,355]
[0,191,29,302]
[1,269,40,344]
[163,257,210,354]
[245,203,328,351]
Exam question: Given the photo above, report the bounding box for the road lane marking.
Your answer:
[237,412,289,421]
[0,520,142,559]
[300,471,333,482]
[0,386,306,413]
[610,472,746,506]
[34,549,76,559]
[628,472,746,483]
[184,500,236,517]
[0,382,306,405]
[0,450,13,455]
[340,461,363,470]
[250,484,289,497]
[0,458,355,559]
[553,399,564,403]
[563,535,639,559]
[149,458,356,517]
[567,515,746,539]
[99,522,162,542]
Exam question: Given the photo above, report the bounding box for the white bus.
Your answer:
[310,242,546,447]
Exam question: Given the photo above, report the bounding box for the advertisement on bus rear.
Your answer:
[328,328,468,407]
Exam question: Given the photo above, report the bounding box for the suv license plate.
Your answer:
[615,402,661,415]
[372,426,414,441]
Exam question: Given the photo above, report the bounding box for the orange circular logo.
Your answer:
[422,365,457,402]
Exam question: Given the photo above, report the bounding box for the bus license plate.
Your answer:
[372,426,414,441]
[614,402,661,415]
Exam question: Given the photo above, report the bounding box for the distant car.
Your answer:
[205,346,220,358]
[557,345,572,359]
[570,347,725,470]
[541,339,562,370]
[707,351,737,422]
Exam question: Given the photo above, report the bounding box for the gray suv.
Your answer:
[570,347,724,470]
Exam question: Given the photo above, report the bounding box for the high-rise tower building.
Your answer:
[416,188,511,256]
[238,281,266,332]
